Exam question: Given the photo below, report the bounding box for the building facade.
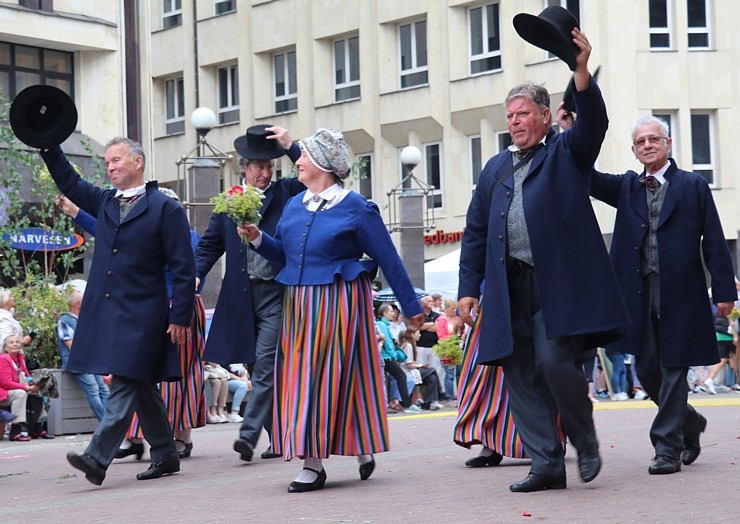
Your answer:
[2,0,738,268]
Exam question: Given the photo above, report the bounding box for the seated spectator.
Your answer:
[227,364,251,423]
[376,304,420,413]
[399,328,443,411]
[204,362,230,424]
[0,335,42,441]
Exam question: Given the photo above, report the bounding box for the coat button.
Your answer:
[112,248,118,254]
[239,250,244,254]
[298,264,302,269]
[243,288,248,293]
[107,270,112,276]
[104,293,111,299]
[498,235,503,241]
[241,268,246,273]
[506,191,511,197]
[641,224,647,229]
[298,254,303,258]
[500,211,505,218]
[499,257,504,264]
[634,246,639,250]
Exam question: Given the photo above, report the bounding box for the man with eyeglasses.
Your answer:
[559,113,736,475]
[194,125,304,462]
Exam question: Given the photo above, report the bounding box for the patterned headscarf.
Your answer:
[299,128,351,180]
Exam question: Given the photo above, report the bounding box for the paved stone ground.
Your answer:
[2,393,739,523]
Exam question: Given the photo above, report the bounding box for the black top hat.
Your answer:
[233,125,287,160]
[562,66,601,114]
[9,85,78,149]
[513,6,580,71]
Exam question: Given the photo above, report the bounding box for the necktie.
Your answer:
[118,194,141,205]
[640,175,661,190]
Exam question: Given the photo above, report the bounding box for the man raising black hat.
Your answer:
[194,125,304,462]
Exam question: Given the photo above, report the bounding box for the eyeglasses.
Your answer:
[633,136,668,147]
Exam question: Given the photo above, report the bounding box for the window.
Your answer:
[690,112,714,184]
[218,64,239,125]
[334,36,360,102]
[356,154,373,199]
[399,20,428,89]
[215,0,235,15]
[649,0,671,49]
[274,50,297,113]
[497,131,513,152]
[163,0,182,29]
[687,0,710,48]
[165,76,185,135]
[470,136,482,191]
[469,3,501,75]
[0,42,73,99]
[425,143,442,209]
[19,0,53,10]
[653,112,676,159]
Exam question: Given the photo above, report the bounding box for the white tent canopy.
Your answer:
[423,248,460,300]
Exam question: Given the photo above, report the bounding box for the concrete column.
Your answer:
[399,190,425,290]
[188,162,221,308]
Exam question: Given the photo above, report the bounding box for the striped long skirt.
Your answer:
[453,309,527,458]
[273,274,389,461]
[126,295,207,439]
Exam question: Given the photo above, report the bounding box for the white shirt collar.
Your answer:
[646,161,670,184]
[302,183,343,205]
[508,135,547,153]
[114,184,146,198]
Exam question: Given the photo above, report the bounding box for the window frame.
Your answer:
[424,142,443,210]
[469,135,482,192]
[399,19,429,89]
[687,0,711,49]
[333,35,361,102]
[273,49,297,114]
[165,76,185,135]
[355,153,373,200]
[214,0,236,15]
[690,111,715,186]
[496,131,513,153]
[468,3,502,76]
[217,63,239,125]
[0,42,74,99]
[163,0,183,29]
[652,112,678,160]
[649,0,672,50]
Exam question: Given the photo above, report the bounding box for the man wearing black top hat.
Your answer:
[459,7,631,493]
[194,125,303,462]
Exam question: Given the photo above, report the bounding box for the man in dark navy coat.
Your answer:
[194,125,303,462]
[584,115,736,475]
[458,29,630,493]
[41,137,195,485]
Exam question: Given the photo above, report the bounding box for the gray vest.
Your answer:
[507,153,535,266]
[641,180,669,275]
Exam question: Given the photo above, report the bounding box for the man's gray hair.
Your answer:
[105,137,146,171]
[505,82,552,125]
[68,290,83,308]
[631,116,670,141]
[239,156,274,169]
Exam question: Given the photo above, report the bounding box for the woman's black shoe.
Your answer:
[359,457,375,480]
[288,468,327,493]
[176,439,193,459]
[115,441,144,460]
[465,452,503,468]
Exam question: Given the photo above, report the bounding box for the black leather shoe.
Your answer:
[509,472,567,492]
[233,438,254,462]
[288,467,327,493]
[261,448,281,460]
[648,456,681,475]
[176,440,193,459]
[136,460,180,480]
[67,452,106,486]
[465,452,503,468]
[359,457,375,480]
[114,441,144,460]
[577,447,601,483]
[681,413,707,465]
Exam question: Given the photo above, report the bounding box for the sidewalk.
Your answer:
[2,394,739,523]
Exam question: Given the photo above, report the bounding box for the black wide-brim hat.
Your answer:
[9,85,78,149]
[513,5,580,71]
[233,124,286,160]
[562,66,601,114]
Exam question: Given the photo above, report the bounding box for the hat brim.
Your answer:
[233,136,286,160]
[513,13,579,71]
[9,85,78,149]
[562,66,601,113]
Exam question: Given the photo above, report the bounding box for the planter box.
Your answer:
[47,369,98,435]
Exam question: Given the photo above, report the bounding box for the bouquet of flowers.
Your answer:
[432,335,463,366]
[210,185,264,242]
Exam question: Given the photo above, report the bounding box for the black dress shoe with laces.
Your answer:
[577,447,601,483]
[67,452,107,486]
[465,452,504,468]
[648,456,681,475]
[233,438,254,462]
[136,459,180,480]
[359,457,375,480]
[509,472,567,492]
[681,413,707,465]
[288,467,327,493]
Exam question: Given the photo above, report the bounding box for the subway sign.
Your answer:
[3,228,84,251]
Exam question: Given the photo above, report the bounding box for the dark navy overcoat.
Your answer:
[41,146,195,383]
[459,80,630,365]
[196,176,304,366]
[591,160,736,366]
